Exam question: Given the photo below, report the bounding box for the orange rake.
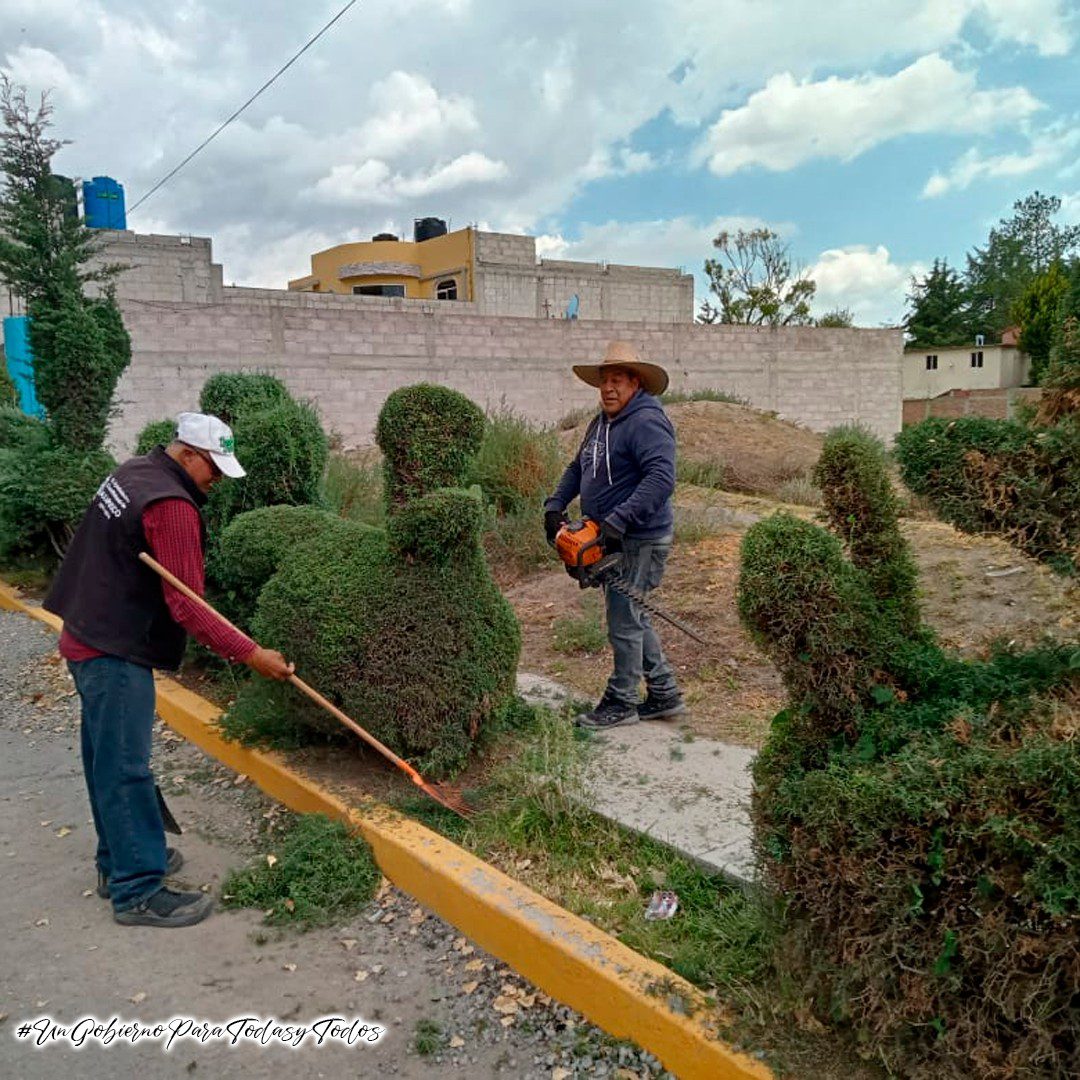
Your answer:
[138,552,474,818]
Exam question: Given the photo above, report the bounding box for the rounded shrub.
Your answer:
[214,505,373,626]
[134,418,177,456]
[199,371,290,427]
[814,424,921,634]
[376,384,485,510]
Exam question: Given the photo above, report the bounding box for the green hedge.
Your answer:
[0,407,49,452]
[895,416,1079,574]
[134,418,177,456]
[199,371,290,427]
[739,433,1080,1076]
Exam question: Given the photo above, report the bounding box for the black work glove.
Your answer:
[600,520,624,554]
[544,509,567,546]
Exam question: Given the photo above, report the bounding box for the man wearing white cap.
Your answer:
[544,341,686,729]
[44,413,294,928]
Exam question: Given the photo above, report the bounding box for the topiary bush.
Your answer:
[0,406,48,452]
[223,384,521,777]
[740,436,1080,1077]
[376,383,485,510]
[0,361,16,407]
[134,417,177,456]
[814,424,921,635]
[199,371,290,427]
[213,505,373,627]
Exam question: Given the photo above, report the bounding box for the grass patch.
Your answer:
[468,407,563,515]
[221,813,380,927]
[482,503,554,581]
[660,389,750,406]
[676,458,729,489]
[551,594,607,654]
[320,453,385,527]
[412,1018,445,1056]
[773,470,821,507]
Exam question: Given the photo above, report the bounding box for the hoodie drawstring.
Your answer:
[605,421,612,485]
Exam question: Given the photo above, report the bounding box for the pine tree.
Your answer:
[903,259,971,346]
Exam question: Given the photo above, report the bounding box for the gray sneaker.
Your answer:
[575,694,639,730]
[97,847,183,899]
[114,886,214,928]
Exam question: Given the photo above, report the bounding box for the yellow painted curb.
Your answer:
[0,581,772,1080]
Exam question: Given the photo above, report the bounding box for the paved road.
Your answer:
[0,609,669,1080]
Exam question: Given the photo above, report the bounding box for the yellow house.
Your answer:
[288,219,474,301]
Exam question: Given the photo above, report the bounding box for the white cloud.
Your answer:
[2,46,86,107]
[808,245,924,326]
[975,0,1075,56]
[1061,191,1080,224]
[310,152,508,206]
[697,53,1042,176]
[922,122,1080,196]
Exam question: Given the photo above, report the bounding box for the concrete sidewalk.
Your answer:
[1,611,673,1080]
[517,674,757,885]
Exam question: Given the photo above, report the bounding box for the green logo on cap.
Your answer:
[219,436,235,454]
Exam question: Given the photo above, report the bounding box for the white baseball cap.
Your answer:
[175,412,246,478]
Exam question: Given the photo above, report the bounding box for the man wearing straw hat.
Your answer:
[544,341,686,729]
[44,413,293,928]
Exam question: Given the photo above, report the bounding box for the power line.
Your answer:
[128,0,360,216]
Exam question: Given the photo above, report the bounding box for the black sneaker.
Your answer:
[113,886,214,928]
[576,694,639,730]
[97,847,184,899]
[637,692,688,721]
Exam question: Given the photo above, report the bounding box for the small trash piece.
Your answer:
[644,890,679,921]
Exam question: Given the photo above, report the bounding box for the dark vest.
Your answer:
[44,447,207,670]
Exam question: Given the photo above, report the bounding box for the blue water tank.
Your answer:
[2,316,46,418]
[82,175,127,230]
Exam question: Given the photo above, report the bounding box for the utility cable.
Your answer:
[128,0,360,216]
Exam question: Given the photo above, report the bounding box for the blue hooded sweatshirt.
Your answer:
[545,390,675,539]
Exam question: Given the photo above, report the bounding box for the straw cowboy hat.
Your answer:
[572,341,670,396]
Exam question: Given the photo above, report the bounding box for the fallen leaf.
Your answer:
[129,992,147,1005]
[492,996,518,1015]
[408,908,425,924]
[552,1070,572,1080]
[39,821,52,828]
[81,889,93,898]
[499,1016,514,1028]
[458,945,474,956]
[462,981,479,995]
[380,913,395,924]
[35,918,49,927]
[54,827,72,838]
[233,774,247,786]
[449,1035,465,1048]
[266,854,278,868]
[519,994,536,1009]
[370,964,385,975]
[282,963,297,973]
[452,936,468,950]
[353,970,368,982]
[464,959,484,972]
[283,898,295,912]
[515,858,532,870]
[340,938,358,951]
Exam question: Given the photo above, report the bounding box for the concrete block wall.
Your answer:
[109,290,903,455]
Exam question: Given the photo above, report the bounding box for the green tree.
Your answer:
[1012,261,1070,384]
[903,258,970,346]
[0,76,129,452]
[965,191,1080,339]
[698,227,816,325]
[815,307,854,328]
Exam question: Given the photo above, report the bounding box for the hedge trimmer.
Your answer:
[552,518,712,645]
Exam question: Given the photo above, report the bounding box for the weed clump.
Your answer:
[739,424,1080,1077]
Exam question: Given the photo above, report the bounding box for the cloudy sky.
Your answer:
[3,0,1077,325]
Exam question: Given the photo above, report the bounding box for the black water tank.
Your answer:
[372,232,398,241]
[414,217,448,242]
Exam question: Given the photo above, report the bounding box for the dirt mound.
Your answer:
[561,400,825,500]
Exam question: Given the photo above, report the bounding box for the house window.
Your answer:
[353,284,405,297]
[436,278,458,300]
[971,351,984,368]
[925,355,938,370]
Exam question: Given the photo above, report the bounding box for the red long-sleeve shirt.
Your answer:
[59,498,257,665]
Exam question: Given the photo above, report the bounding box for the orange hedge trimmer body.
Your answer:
[552,518,711,645]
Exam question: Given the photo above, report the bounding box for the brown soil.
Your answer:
[561,399,826,498]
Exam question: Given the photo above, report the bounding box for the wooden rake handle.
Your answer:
[137,551,431,789]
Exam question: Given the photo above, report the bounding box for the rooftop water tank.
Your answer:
[414,217,447,243]
[82,176,127,230]
[372,232,398,241]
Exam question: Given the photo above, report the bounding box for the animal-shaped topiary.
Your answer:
[223,384,521,777]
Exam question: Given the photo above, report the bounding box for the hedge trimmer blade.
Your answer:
[591,565,713,645]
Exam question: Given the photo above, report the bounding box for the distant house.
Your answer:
[902,329,1030,400]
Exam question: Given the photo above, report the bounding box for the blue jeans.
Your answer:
[603,535,679,706]
[69,656,167,911]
